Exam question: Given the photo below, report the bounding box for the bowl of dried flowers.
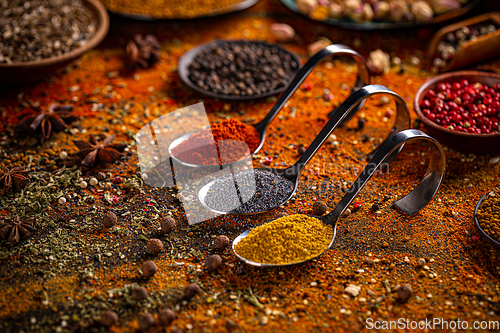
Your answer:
[0,0,109,85]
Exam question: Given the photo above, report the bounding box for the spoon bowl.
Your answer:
[169,44,370,168]
[232,129,446,267]
[199,84,411,215]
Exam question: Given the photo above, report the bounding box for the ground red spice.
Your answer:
[0,1,500,332]
[171,119,260,165]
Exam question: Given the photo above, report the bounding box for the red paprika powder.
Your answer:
[171,119,260,165]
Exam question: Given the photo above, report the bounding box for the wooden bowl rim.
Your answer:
[414,70,500,139]
[0,0,109,70]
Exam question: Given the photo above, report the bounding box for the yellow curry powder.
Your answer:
[234,214,334,265]
[101,0,247,19]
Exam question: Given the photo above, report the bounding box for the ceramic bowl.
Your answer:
[414,70,500,154]
[0,0,109,85]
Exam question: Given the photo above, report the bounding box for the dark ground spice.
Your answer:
[0,0,500,332]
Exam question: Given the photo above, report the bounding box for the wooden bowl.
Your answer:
[0,0,109,86]
[427,12,500,72]
[414,71,500,154]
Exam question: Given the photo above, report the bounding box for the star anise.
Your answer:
[73,135,127,167]
[16,103,78,140]
[126,34,160,69]
[0,216,36,244]
[0,166,29,194]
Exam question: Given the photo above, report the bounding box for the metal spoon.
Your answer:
[232,128,446,267]
[169,44,370,168]
[199,84,411,215]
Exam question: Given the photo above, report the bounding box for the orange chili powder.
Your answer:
[171,119,260,165]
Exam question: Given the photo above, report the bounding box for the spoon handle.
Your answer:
[325,129,446,225]
[253,44,369,134]
[288,85,410,178]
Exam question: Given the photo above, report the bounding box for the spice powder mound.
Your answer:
[234,214,334,265]
[171,119,260,165]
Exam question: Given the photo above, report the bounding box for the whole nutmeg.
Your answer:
[397,283,413,302]
[158,308,176,326]
[213,235,230,250]
[205,254,222,272]
[141,260,158,278]
[102,211,117,228]
[96,172,107,181]
[184,283,200,300]
[100,310,119,327]
[147,238,163,255]
[312,201,328,215]
[160,216,176,234]
[131,286,148,301]
[138,313,155,331]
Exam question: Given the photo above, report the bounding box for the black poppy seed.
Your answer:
[204,169,294,214]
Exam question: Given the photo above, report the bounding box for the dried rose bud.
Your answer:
[367,49,391,75]
[329,3,343,19]
[141,260,158,278]
[102,211,117,228]
[132,286,148,301]
[184,283,200,300]
[205,254,222,272]
[411,1,433,22]
[431,0,461,15]
[158,308,176,326]
[160,216,176,234]
[308,38,332,56]
[296,0,318,15]
[100,310,119,327]
[147,239,164,255]
[270,23,295,43]
[389,0,412,22]
[138,313,155,331]
[214,235,230,250]
[362,3,374,22]
[312,201,328,215]
[373,1,390,20]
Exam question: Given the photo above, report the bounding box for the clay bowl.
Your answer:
[414,71,500,154]
[0,0,109,86]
